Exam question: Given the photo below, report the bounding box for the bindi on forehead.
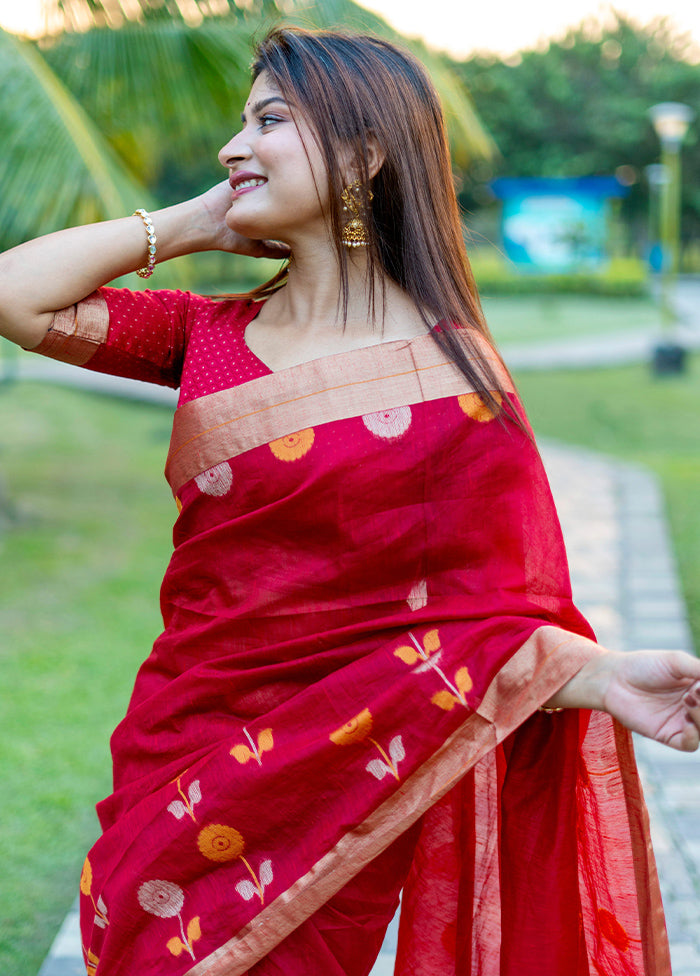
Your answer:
[241,95,289,123]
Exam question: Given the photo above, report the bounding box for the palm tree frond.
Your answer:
[42,0,276,34]
[40,17,256,180]
[0,28,189,285]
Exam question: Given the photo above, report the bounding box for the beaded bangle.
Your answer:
[133,209,157,278]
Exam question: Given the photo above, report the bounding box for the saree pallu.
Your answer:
[30,292,670,976]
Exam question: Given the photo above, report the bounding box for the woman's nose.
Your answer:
[218,131,251,169]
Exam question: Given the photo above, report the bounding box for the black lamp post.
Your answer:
[648,102,694,375]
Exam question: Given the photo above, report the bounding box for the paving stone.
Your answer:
[627,575,680,596]
[628,623,691,650]
[629,598,689,620]
[669,943,700,973]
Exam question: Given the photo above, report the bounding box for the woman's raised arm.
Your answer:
[0,181,288,350]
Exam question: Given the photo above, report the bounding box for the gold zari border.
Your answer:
[166,333,513,496]
[26,293,109,366]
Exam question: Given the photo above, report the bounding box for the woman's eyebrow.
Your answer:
[240,96,288,123]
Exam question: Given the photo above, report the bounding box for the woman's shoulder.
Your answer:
[98,286,259,326]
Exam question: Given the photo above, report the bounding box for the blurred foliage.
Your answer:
[0,0,492,270]
[470,252,649,297]
[457,12,700,248]
[0,29,158,242]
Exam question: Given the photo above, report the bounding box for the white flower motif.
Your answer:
[365,736,405,780]
[235,859,274,904]
[362,406,412,440]
[94,895,109,929]
[195,462,233,496]
[235,879,258,901]
[407,579,428,611]
[138,880,185,918]
[167,779,202,821]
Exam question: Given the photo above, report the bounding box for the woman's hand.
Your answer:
[195,180,290,260]
[545,648,700,752]
[602,650,700,751]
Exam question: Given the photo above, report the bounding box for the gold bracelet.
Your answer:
[133,209,157,278]
[539,706,565,713]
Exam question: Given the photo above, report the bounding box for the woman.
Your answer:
[1,26,699,976]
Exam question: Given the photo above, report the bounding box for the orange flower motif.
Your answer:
[432,669,473,710]
[330,709,405,781]
[80,857,93,897]
[197,824,245,863]
[197,824,273,904]
[458,391,502,422]
[330,708,373,746]
[86,949,99,976]
[167,917,202,958]
[81,856,109,929]
[395,630,472,712]
[394,629,440,665]
[269,428,315,461]
[231,727,274,765]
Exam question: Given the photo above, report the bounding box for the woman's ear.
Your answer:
[365,134,385,180]
[341,135,385,185]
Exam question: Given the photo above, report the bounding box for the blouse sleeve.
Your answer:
[25,287,206,389]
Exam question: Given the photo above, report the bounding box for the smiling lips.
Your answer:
[229,172,267,198]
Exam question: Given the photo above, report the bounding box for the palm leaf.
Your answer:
[40,17,257,181]
[43,0,277,33]
[0,28,189,283]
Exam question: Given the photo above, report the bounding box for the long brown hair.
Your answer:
[246,27,513,416]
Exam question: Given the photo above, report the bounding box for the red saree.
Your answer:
[30,289,670,976]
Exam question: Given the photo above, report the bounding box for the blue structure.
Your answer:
[490,177,628,273]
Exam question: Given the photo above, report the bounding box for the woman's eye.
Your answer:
[259,115,280,129]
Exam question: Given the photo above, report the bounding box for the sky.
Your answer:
[1,0,699,58]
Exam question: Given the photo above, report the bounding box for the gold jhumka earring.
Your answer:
[340,179,373,248]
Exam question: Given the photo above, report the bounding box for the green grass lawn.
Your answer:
[1,350,698,974]
[482,293,660,345]
[514,356,700,651]
[0,383,174,975]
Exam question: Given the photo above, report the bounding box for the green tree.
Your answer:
[457,13,700,245]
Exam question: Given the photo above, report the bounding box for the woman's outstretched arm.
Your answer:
[544,646,700,751]
[0,181,287,350]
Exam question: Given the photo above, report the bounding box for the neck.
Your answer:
[268,236,419,340]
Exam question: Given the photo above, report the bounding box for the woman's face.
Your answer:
[218,72,330,245]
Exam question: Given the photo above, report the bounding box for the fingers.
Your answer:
[239,239,290,260]
[669,720,700,752]
[682,681,700,750]
[260,240,291,259]
[683,681,700,709]
[667,680,700,752]
[671,650,700,680]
